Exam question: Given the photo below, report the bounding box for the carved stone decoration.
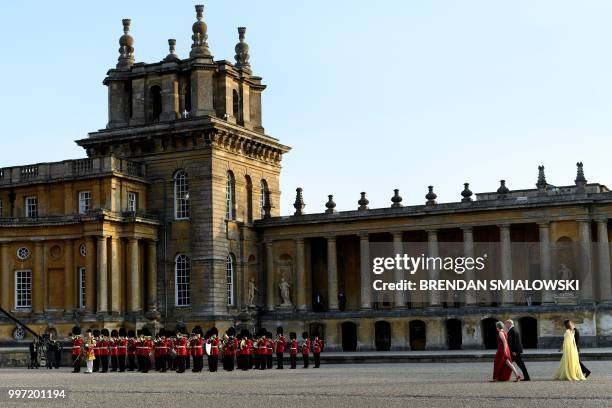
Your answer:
[117,19,135,69]
[575,162,587,192]
[190,4,211,58]
[293,187,305,216]
[497,180,509,199]
[536,165,547,194]
[279,277,292,306]
[248,277,258,306]
[425,186,437,206]
[234,27,251,69]
[325,195,337,214]
[461,183,473,202]
[164,39,180,62]
[391,189,403,208]
[358,192,369,211]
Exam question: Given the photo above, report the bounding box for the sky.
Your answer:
[0,1,611,215]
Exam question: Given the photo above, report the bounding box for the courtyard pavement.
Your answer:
[0,361,611,407]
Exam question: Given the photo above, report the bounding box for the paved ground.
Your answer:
[0,361,610,408]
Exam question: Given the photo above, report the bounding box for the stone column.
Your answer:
[462,227,477,306]
[538,222,553,304]
[596,217,612,303]
[63,239,75,313]
[427,229,441,307]
[499,224,513,305]
[392,232,406,308]
[110,237,121,314]
[0,243,9,311]
[85,237,96,313]
[97,236,108,313]
[147,240,158,311]
[327,236,339,311]
[32,241,44,314]
[359,233,372,309]
[128,238,141,313]
[160,73,180,121]
[265,242,275,311]
[578,218,594,303]
[295,238,307,311]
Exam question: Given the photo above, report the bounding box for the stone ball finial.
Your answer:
[536,165,547,194]
[425,186,437,206]
[190,4,210,57]
[575,161,587,192]
[358,192,369,211]
[117,19,135,69]
[293,187,305,216]
[461,182,473,202]
[164,39,180,62]
[391,189,403,208]
[234,27,251,69]
[497,179,510,199]
[325,195,337,214]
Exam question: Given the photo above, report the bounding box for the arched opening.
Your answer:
[226,253,235,306]
[341,322,357,352]
[232,89,241,123]
[245,175,253,222]
[519,317,538,349]
[409,320,426,351]
[446,318,462,350]
[259,179,268,218]
[173,170,189,220]
[481,317,498,349]
[374,321,391,351]
[226,171,235,220]
[150,85,162,122]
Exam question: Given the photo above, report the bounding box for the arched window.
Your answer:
[260,179,268,218]
[174,170,189,220]
[150,85,162,122]
[232,89,241,123]
[175,254,191,306]
[226,171,235,220]
[245,175,253,222]
[226,254,235,306]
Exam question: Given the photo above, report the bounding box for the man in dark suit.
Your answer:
[505,320,530,381]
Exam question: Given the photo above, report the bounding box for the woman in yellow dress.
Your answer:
[553,320,586,381]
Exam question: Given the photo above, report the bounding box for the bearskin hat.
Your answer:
[192,325,203,335]
[289,332,297,340]
[111,329,119,338]
[210,326,219,336]
[276,326,284,335]
[142,327,151,337]
[128,329,136,338]
[72,326,81,336]
[118,328,127,337]
[227,327,236,337]
[93,329,100,337]
[302,331,309,339]
[101,328,110,337]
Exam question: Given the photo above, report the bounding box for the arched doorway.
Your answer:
[519,317,538,349]
[446,319,462,350]
[409,320,426,350]
[374,321,391,351]
[481,318,498,349]
[341,322,357,352]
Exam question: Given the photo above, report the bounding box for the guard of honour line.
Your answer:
[68,326,323,374]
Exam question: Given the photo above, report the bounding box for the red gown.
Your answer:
[493,331,513,381]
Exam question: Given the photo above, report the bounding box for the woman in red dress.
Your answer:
[492,321,522,382]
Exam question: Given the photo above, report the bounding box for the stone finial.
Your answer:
[293,187,305,216]
[391,189,403,208]
[425,186,437,206]
[263,190,272,219]
[234,27,251,70]
[575,162,587,192]
[164,39,180,62]
[358,192,369,211]
[117,19,135,69]
[325,195,337,214]
[190,4,211,58]
[461,183,473,202]
[497,180,509,199]
[536,165,547,194]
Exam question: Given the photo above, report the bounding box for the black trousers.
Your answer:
[276,352,284,369]
[176,355,186,373]
[93,357,100,372]
[111,355,118,371]
[267,354,273,369]
[159,355,167,372]
[513,353,529,380]
[580,361,591,377]
[140,355,150,373]
[314,353,321,368]
[118,355,126,372]
[72,356,81,373]
[290,354,297,369]
[302,353,309,368]
[192,355,203,372]
[100,355,109,373]
[127,355,136,371]
[209,355,219,372]
[54,351,61,368]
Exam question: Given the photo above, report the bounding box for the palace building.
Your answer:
[0,5,611,351]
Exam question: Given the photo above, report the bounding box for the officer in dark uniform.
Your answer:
[46,339,55,369]
[100,328,110,373]
[53,339,62,369]
[110,329,119,372]
[29,339,39,369]
[92,329,101,372]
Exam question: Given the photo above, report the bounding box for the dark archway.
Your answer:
[341,322,357,352]
[150,85,162,122]
[446,319,462,350]
[409,320,426,351]
[374,321,391,351]
[481,318,498,349]
[519,317,538,349]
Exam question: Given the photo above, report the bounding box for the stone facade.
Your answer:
[1,5,611,353]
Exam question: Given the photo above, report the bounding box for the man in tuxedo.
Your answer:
[505,320,530,381]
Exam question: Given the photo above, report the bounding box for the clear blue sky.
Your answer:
[1,1,610,215]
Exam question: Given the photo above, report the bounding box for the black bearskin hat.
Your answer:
[101,328,110,337]
[118,328,127,337]
[257,327,267,337]
[93,329,100,337]
[210,327,219,336]
[289,332,297,340]
[142,327,151,337]
[227,327,236,337]
[72,326,81,336]
[111,329,119,338]
[302,331,309,339]
[128,329,136,338]
[192,325,203,335]
[276,326,284,335]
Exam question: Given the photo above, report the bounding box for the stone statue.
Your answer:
[248,277,258,306]
[279,277,292,306]
[558,263,572,281]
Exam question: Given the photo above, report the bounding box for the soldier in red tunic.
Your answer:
[301,331,311,368]
[110,329,119,372]
[313,334,322,368]
[266,331,274,369]
[127,330,137,371]
[289,332,298,369]
[175,331,189,373]
[190,327,205,372]
[117,328,128,372]
[140,328,153,373]
[275,326,286,369]
[70,326,83,373]
[208,327,220,372]
[99,328,110,373]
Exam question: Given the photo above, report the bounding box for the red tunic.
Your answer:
[127,338,136,356]
[275,335,286,353]
[289,339,298,356]
[175,337,189,357]
[71,337,83,356]
[313,339,322,354]
[117,338,128,356]
[190,337,204,356]
[110,339,118,356]
[210,337,221,356]
[301,339,311,355]
[99,339,110,356]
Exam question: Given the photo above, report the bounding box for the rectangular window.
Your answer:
[78,191,91,214]
[0,199,3,217]
[25,196,37,218]
[78,267,86,309]
[127,191,138,212]
[15,270,32,309]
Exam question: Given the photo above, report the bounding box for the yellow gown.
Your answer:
[553,329,586,381]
